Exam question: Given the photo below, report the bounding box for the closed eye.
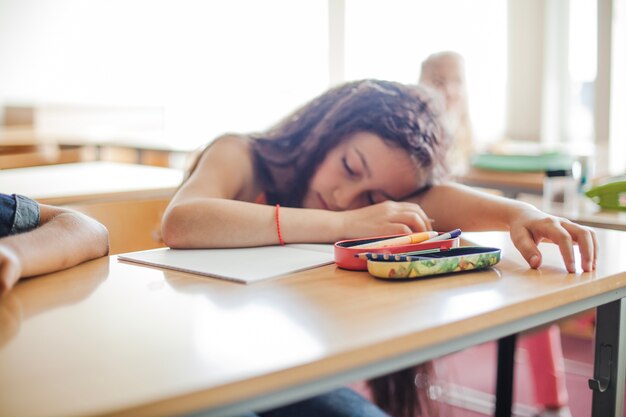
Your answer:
[342,157,357,177]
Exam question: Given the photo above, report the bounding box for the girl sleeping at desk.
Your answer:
[162,79,595,417]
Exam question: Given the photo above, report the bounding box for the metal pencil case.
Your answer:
[334,234,459,271]
[365,246,501,280]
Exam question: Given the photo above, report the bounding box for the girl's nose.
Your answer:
[333,186,361,210]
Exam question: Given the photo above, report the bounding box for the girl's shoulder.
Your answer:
[203,133,256,171]
[184,133,254,182]
[207,133,252,156]
[183,133,260,201]
[191,134,253,170]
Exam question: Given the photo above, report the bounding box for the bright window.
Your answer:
[344,0,508,144]
[0,0,329,148]
[568,0,597,144]
[609,0,626,174]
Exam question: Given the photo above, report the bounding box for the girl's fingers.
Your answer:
[591,228,599,270]
[561,222,596,272]
[397,202,433,231]
[512,217,599,273]
[510,225,543,269]
[540,222,576,272]
[393,211,430,232]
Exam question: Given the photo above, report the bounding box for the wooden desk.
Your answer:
[519,193,626,231]
[460,167,545,197]
[0,144,94,169]
[0,127,95,169]
[68,131,198,168]
[0,127,50,146]
[0,230,625,417]
[0,161,184,205]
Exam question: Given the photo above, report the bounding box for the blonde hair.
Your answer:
[420,51,474,176]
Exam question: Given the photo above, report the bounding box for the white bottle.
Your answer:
[543,167,578,214]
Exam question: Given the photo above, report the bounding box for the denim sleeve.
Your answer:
[11,194,40,235]
[0,193,17,237]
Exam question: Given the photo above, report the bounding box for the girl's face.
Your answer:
[302,132,422,210]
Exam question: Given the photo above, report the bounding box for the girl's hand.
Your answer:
[0,246,22,297]
[339,200,433,239]
[508,207,597,273]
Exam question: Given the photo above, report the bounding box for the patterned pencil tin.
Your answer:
[365,246,501,280]
[334,234,459,271]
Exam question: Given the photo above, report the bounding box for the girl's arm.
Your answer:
[161,136,433,248]
[0,205,109,296]
[162,136,341,247]
[411,182,597,273]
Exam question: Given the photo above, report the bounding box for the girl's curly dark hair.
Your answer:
[250,79,450,207]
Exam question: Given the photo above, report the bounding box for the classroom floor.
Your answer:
[432,333,625,417]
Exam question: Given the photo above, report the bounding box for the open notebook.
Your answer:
[118,244,334,284]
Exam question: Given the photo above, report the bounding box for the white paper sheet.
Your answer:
[118,244,334,284]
